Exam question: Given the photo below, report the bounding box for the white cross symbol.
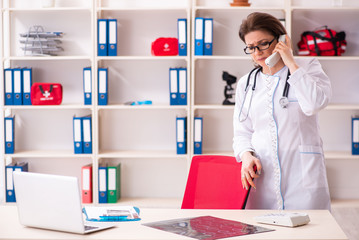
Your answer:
[43,91,50,98]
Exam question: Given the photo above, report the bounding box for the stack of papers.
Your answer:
[19,25,64,56]
[83,206,141,222]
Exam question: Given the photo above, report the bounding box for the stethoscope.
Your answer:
[239,67,291,122]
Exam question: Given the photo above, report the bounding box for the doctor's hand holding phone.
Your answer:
[265,34,299,75]
[233,12,332,210]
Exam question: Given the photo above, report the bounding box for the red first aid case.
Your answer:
[151,37,178,56]
[297,26,346,56]
[31,83,63,105]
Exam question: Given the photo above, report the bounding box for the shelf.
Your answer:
[98,104,188,110]
[98,150,188,159]
[6,7,92,12]
[5,56,92,61]
[193,104,234,110]
[5,150,92,158]
[194,55,249,60]
[331,199,359,208]
[98,7,188,11]
[291,6,359,10]
[194,6,285,11]
[324,151,359,160]
[325,104,359,110]
[3,104,93,110]
[97,56,188,61]
[295,56,359,61]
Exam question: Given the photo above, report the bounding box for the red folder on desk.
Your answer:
[81,164,92,204]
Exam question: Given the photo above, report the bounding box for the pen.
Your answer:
[99,216,128,221]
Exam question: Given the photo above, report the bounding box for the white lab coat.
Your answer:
[233,58,332,210]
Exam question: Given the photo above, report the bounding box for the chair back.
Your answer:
[181,155,250,209]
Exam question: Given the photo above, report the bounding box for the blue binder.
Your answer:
[73,116,83,154]
[352,117,359,155]
[4,116,15,154]
[204,18,213,56]
[176,117,187,154]
[98,68,108,105]
[177,18,187,56]
[194,117,203,154]
[169,68,178,105]
[5,163,16,202]
[4,68,13,105]
[98,19,108,56]
[177,68,187,105]
[108,19,117,56]
[98,164,108,203]
[82,115,92,154]
[13,68,23,105]
[22,68,32,105]
[83,67,92,105]
[194,17,204,56]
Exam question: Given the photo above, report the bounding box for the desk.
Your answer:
[0,206,348,240]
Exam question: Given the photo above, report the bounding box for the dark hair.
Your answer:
[239,12,287,43]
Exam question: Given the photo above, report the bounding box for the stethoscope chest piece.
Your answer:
[279,97,289,108]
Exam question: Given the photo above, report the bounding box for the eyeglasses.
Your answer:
[243,38,276,54]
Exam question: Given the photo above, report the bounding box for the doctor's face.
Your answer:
[244,30,276,68]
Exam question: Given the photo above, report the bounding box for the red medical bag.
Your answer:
[151,37,178,56]
[31,83,63,105]
[297,26,346,56]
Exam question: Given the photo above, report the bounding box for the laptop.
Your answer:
[13,171,117,234]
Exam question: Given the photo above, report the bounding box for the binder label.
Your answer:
[82,169,90,190]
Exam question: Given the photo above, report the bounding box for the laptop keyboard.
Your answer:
[85,225,99,231]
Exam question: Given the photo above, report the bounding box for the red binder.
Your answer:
[81,164,93,204]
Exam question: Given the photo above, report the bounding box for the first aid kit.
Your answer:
[151,37,178,56]
[31,83,63,105]
[297,26,346,56]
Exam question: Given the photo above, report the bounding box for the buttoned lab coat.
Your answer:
[233,58,332,210]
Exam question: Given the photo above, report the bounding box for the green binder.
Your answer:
[107,163,121,203]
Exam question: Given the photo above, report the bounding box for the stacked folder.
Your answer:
[4,115,15,154]
[81,164,93,204]
[83,67,92,105]
[352,116,359,155]
[4,68,32,105]
[98,68,108,105]
[176,117,187,154]
[98,19,118,56]
[169,68,187,106]
[5,162,29,202]
[194,117,203,154]
[177,18,187,56]
[73,115,93,154]
[194,17,213,56]
[98,163,121,203]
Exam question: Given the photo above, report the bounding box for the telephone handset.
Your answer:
[265,35,286,68]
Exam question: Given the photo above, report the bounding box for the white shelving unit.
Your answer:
[0,0,192,206]
[1,0,359,206]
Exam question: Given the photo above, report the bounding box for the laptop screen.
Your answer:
[13,171,86,234]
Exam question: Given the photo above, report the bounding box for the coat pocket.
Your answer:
[299,145,327,189]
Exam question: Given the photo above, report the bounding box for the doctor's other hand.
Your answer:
[241,151,262,190]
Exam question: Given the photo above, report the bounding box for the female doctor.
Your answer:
[233,12,332,210]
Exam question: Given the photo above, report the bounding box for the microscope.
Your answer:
[222,71,237,105]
